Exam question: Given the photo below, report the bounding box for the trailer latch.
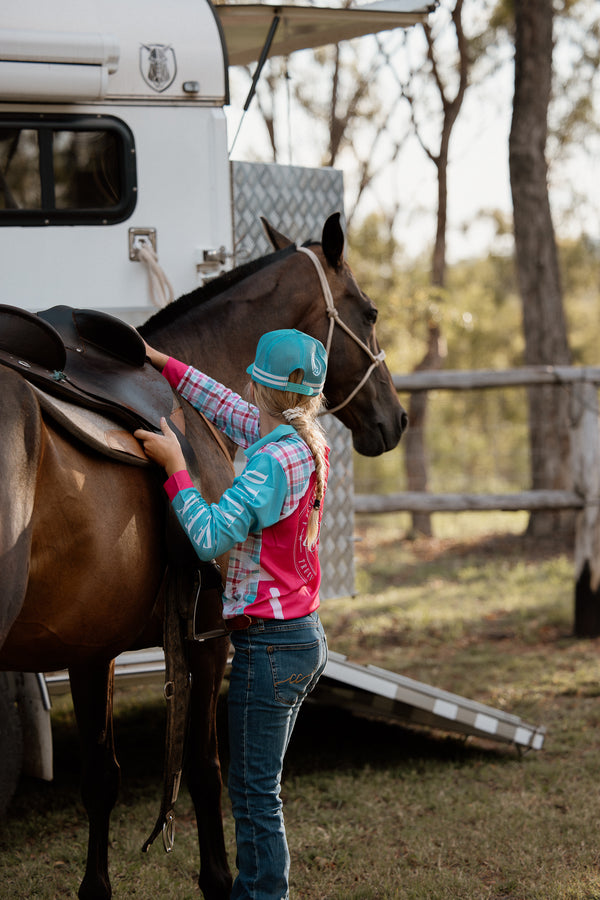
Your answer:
[195,245,232,278]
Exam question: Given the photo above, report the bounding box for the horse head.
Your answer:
[262,213,408,457]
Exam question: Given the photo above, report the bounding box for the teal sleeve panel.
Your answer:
[170,449,288,560]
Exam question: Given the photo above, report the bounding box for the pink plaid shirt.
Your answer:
[162,360,329,620]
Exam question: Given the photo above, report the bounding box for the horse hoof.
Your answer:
[78,875,111,900]
[198,873,233,900]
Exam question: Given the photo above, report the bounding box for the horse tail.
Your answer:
[0,367,43,650]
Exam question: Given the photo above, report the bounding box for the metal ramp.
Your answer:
[46,648,546,751]
[315,651,545,751]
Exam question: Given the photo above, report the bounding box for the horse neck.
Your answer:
[145,253,319,394]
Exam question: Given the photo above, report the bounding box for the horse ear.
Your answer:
[321,212,345,269]
[261,217,294,251]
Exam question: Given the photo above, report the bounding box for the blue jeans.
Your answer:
[228,611,328,900]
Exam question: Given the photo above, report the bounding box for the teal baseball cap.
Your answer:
[246,329,328,396]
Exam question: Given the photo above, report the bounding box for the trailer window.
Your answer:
[0,115,136,225]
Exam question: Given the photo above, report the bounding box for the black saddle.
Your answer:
[0,304,174,432]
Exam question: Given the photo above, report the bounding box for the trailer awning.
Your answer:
[214,1,435,66]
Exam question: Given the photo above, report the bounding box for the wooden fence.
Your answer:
[353,365,600,638]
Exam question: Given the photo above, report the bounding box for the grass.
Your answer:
[3,512,600,899]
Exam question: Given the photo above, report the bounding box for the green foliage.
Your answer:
[348,216,600,496]
[560,235,600,365]
[348,213,526,376]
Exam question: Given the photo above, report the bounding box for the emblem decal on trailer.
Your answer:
[140,44,177,92]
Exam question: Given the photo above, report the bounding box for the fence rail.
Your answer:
[354,490,583,515]
[354,365,600,637]
[392,365,600,393]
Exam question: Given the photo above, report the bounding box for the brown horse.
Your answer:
[0,213,407,899]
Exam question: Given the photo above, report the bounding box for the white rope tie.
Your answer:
[297,245,386,415]
[136,239,175,308]
[282,406,305,423]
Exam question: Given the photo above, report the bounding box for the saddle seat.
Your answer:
[0,303,175,433]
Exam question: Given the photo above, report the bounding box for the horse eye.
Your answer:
[366,307,378,325]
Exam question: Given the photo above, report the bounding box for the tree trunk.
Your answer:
[404,322,444,537]
[404,0,467,538]
[509,0,574,539]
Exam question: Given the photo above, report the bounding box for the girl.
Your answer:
[134,328,329,900]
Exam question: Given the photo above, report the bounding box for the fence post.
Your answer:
[570,380,600,637]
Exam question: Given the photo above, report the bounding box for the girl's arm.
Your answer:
[134,419,289,561]
[142,341,259,449]
[143,341,169,372]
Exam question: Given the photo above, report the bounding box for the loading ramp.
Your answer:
[314,651,545,751]
[46,647,546,751]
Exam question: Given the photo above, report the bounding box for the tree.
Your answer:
[238,39,413,230]
[508,0,574,538]
[229,0,599,548]
[395,0,470,536]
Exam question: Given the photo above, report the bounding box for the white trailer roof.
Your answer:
[0,0,227,103]
[215,1,435,66]
[0,0,433,104]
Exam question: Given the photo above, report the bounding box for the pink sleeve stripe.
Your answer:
[164,470,194,501]
[162,357,190,389]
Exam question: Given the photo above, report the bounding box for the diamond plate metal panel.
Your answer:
[231,161,354,600]
[231,160,345,263]
[319,414,355,600]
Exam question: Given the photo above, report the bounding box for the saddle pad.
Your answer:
[32,386,151,466]
[30,386,188,466]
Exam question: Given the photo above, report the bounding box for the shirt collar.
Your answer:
[245,424,296,459]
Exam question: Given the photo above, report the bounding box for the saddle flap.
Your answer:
[0,304,66,371]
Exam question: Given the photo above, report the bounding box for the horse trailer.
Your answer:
[0,0,544,810]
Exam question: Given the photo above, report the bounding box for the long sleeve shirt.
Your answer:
[161,359,329,620]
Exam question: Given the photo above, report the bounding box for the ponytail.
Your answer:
[284,404,327,549]
[251,371,327,549]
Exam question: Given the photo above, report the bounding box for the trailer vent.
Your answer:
[0,29,119,101]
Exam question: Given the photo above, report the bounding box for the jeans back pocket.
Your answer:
[268,638,327,706]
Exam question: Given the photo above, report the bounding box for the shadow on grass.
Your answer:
[283,701,513,778]
[6,687,514,841]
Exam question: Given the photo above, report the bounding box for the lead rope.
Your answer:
[136,238,175,307]
[297,245,386,415]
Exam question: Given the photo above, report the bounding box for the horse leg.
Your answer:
[69,659,120,900]
[186,637,232,900]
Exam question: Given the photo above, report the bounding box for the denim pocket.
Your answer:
[267,639,327,706]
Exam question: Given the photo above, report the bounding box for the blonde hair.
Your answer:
[251,370,327,549]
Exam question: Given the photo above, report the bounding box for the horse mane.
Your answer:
[138,243,298,336]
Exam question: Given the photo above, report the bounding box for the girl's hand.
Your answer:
[134,417,187,477]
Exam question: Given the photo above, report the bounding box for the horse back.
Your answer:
[0,365,167,671]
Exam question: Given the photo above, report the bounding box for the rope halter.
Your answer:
[297,245,386,415]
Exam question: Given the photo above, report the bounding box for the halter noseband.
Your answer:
[297,245,386,415]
